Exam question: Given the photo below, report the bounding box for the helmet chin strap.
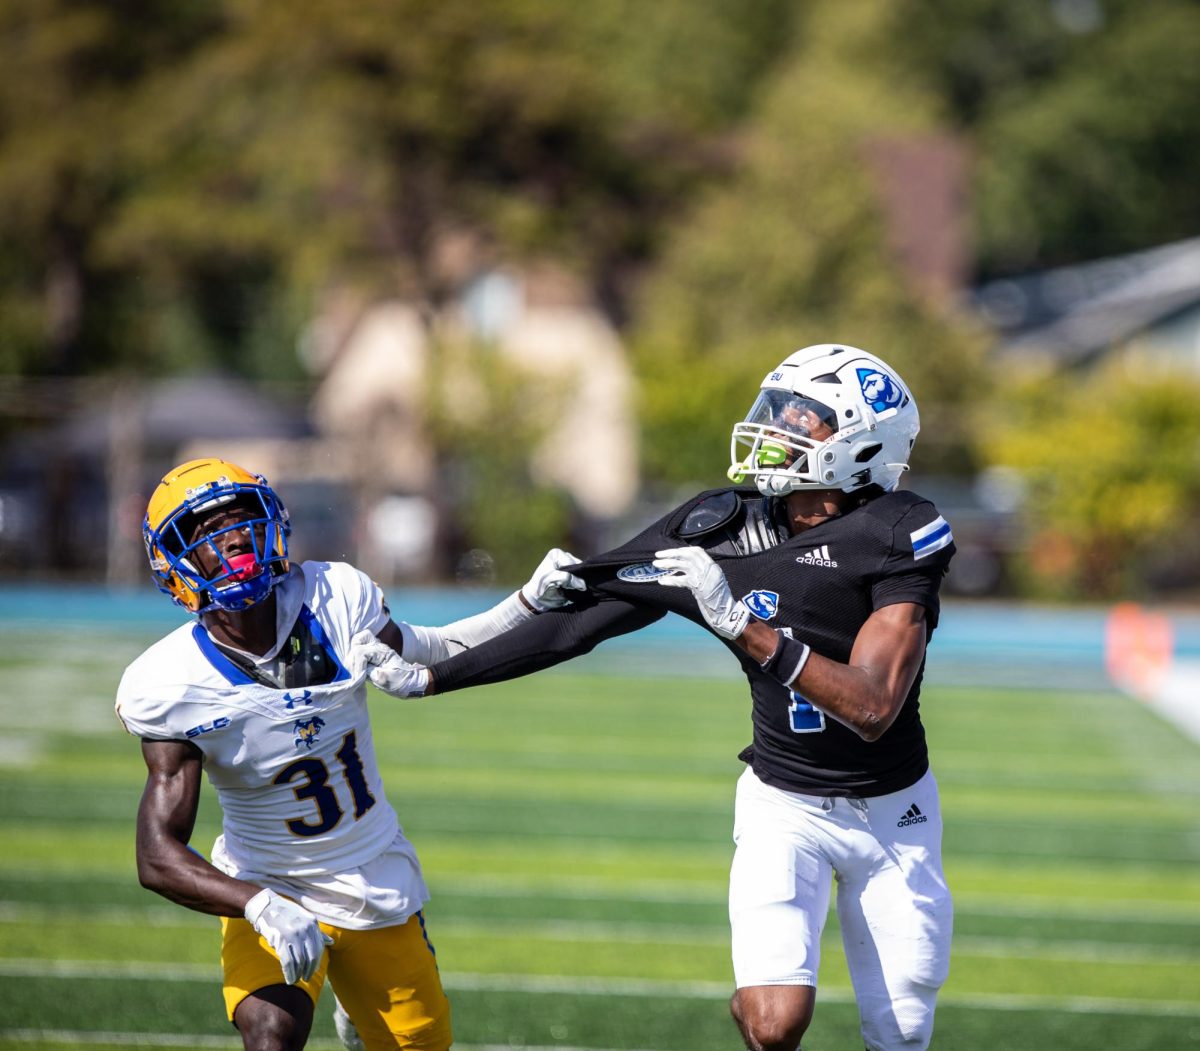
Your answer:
[209,571,276,612]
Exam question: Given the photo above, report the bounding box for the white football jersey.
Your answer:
[116,561,427,928]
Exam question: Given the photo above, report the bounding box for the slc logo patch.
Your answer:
[742,590,780,620]
[293,716,325,749]
[857,368,904,412]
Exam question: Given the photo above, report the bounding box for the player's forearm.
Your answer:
[136,837,259,917]
[789,654,900,741]
[736,620,907,742]
[425,619,585,693]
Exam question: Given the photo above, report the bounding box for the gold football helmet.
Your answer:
[143,458,291,613]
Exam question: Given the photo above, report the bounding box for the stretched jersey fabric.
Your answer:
[432,486,955,797]
[116,561,427,927]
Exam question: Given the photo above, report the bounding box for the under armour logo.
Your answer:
[283,690,313,710]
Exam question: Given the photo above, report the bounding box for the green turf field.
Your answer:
[0,624,1198,1050]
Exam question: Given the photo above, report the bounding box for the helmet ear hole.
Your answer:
[854,442,883,464]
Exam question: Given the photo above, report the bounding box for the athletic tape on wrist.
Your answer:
[243,888,273,925]
[760,630,811,687]
[725,602,752,639]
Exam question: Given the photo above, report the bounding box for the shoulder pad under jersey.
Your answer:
[677,489,744,538]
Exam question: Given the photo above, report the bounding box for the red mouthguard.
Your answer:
[225,553,260,581]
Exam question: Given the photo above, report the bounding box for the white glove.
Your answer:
[520,547,586,611]
[652,546,751,640]
[244,888,332,985]
[349,631,429,698]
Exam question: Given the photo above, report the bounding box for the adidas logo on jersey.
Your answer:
[796,544,838,568]
[897,803,927,827]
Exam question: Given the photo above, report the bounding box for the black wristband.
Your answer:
[760,629,812,688]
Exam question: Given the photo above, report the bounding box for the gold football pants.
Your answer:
[221,909,452,1050]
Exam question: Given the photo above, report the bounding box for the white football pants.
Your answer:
[729,766,952,1051]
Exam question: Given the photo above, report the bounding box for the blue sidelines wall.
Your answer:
[7,583,1200,691]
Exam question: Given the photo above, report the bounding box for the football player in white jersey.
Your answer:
[377,345,956,1051]
[116,457,581,1051]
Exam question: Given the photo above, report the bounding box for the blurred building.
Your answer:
[0,375,321,587]
[6,232,1198,595]
[0,252,640,588]
[970,236,1200,373]
[303,264,637,583]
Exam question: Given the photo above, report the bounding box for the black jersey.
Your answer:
[430,485,954,798]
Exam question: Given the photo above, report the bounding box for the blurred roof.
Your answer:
[59,373,310,455]
[970,237,1200,366]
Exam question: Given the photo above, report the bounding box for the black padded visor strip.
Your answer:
[678,489,742,538]
[562,488,755,576]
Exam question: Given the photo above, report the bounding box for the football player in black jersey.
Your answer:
[362,344,956,1051]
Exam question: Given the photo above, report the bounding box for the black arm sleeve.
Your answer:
[430,597,666,693]
[430,487,744,693]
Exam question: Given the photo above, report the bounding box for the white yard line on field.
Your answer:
[2,960,1199,1018]
[7,872,1200,927]
[5,902,1199,963]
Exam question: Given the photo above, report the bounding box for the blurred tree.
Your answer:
[985,363,1200,599]
[100,0,796,371]
[897,0,1078,126]
[895,0,1200,274]
[632,0,987,489]
[0,0,220,375]
[3,0,1196,376]
[0,0,796,378]
[973,0,1200,273]
[425,339,572,583]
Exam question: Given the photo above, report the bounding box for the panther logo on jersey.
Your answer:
[293,716,326,749]
[857,368,904,413]
[742,590,780,620]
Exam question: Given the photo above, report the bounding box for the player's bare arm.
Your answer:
[136,738,260,915]
[652,542,928,742]
[737,602,927,741]
[134,672,337,987]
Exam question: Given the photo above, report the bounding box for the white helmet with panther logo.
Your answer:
[729,343,920,495]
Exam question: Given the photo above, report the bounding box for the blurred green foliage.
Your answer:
[633,1,989,487]
[985,364,1200,599]
[972,0,1200,273]
[0,0,794,375]
[425,340,573,582]
[1,0,1197,596]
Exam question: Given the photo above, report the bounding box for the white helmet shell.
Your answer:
[729,343,920,494]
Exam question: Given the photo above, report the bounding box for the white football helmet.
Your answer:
[729,343,919,494]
